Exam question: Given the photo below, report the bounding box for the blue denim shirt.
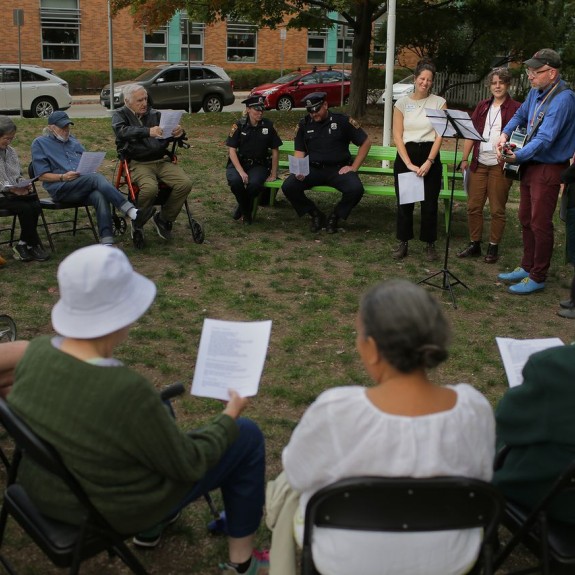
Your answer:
[31,133,85,194]
[502,79,575,164]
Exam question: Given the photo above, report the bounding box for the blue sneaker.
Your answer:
[498,267,529,283]
[508,277,546,295]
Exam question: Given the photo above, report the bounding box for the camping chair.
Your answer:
[0,398,149,575]
[493,448,575,575]
[302,475,504,575]
[114,137,204,249]
[0,197,51,252]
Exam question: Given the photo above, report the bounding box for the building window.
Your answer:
[336,25,353,64]
[40,0,80,61]
[180,19,204,62]
[373,19,386,64]
[144,28,168,61]
[307,29,328,64]
[227,23,257,62]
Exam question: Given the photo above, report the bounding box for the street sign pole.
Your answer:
[13,9,24,118]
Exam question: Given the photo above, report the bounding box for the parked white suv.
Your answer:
[0,64,72,118]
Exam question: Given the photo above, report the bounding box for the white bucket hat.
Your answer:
[52,245,157,339]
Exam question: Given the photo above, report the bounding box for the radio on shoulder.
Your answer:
[503,128,527,180]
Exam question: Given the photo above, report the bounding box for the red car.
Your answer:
[250,68,351,111]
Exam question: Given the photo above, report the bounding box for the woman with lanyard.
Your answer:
[392,58,446,262]
[457,68,521,263]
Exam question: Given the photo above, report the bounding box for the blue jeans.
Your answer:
[169,418,265,538]
[50,174,134,243]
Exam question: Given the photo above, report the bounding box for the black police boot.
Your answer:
[326,212,339,234]
[309,209,326,233]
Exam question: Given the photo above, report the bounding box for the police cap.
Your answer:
[241,95,266,111]
[303,92,327,113]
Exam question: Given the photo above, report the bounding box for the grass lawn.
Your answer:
[0,107,573,574]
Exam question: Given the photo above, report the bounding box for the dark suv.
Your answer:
[100,64,234,113]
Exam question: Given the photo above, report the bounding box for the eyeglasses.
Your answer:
[526,68,552,77]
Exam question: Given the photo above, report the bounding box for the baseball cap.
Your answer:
[524,48,562,69]
[47,111,74,128]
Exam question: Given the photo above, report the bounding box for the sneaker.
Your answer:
[426,242,439,261]
[28,245,51,262]
[559,299,574,309]
[508,277,545,295]
[133,511,181,549]
[133,206,156,229]
[309,209,326,233]
[498,267,529,283]
[326,212,339,234]
[12,244,33,262]
[190,218,205,243]
[457,241,481,258]
[219,550,269,575]
[558,307,575,319]
[153,212,173,240]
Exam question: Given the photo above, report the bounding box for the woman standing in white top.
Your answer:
[392,59,447,261]
[282,279,495,575]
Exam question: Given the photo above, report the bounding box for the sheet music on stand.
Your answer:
[425,108,485,141]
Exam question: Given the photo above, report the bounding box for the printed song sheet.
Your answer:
[496,337,564,388]
[3,177,38,190]
[158,110,184,139]
[398,171,425,205]
[76,151,106,174]
[425,108,485,141]
[191,319,272,400]
[289,155,310,176]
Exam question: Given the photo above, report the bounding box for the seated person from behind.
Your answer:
[494,274,575,522]
[112,84,201,243]
[226,95,282,224]
[281,91,371,234]
[0,116,49,262]
[31,112,153,246]
[9,245,268,575]
[278,279,495,575]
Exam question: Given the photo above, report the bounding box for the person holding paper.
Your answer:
[494,276,575,521]
[113,84,198,243]
[392,58,446,261]
[456,68,520,264]
[31,111,153,246]
[226,95,282,224]
[8,245,268,575]
[496,49,575,295]
[281,92,371,234]
[0,116,50,263]
[272,280,495,575]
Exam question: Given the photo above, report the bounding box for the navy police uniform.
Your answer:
[281,92,368,232]
[225,96,282,222]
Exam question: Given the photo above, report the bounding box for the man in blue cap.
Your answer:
[225,95,283,224]
[31,111,154,246]
[281,92,371,233]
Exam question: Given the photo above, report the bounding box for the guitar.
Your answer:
[502,128,527,180]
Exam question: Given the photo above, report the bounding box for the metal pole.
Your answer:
[280,28,286,77]
[187,17,192,114]
[108,0,114,112]
[13,9,24,118]
[340,23,345,107]
[382,0,396,147]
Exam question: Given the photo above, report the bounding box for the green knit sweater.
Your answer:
[9,336,239,534]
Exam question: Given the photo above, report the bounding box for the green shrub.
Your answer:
[59,68,149,94]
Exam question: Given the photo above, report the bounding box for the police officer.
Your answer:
[281,92,371,233]
[225,95,283,224]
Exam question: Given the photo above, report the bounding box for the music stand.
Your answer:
[417,109,485,308]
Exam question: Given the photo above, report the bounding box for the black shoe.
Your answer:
[28,245,50,262]
[12,244,33,262]
[133,511,181,549]
[130,222,145,249]
[426,242,439,261]
[326,213,339,234]
[153,212,173,240]
[309,209,326,233]
[457,241,481,258]
[190,218,205,244]
[560,298,575,310]
[391,241,408,260]
[133,206,156,229]
[484,243,499,264]
[232,205,242,220]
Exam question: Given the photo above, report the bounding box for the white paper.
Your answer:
[191,319,272,400]
[425,108,485,141]
[496,337,564,388]
[289,155,309,176]
[398,171,425,204]
[3,177,37,190]
[75,151,106,174]
[462,167,470,196]
[158,110,184,139]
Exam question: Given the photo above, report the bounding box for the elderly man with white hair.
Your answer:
[112,84,202,245]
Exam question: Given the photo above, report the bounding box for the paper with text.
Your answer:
[191,319,272,400]
[496,337,564,388]
[398,171,425,204]
[158,110,184,139]
[425,108,485,141]
[3,177,37,190]
[289,155,309,176]
[76,152,106,174]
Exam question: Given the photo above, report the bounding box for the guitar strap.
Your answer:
[526,82,568,144]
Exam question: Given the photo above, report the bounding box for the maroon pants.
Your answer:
[518,162,568,283]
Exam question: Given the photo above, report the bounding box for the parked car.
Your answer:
[0,64,72,118]
[250,68,351,111]
[100,63,234,113]
[376,75,415,104]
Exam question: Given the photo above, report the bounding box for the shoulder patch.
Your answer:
[349,117,361,129]
[228,123,238,138]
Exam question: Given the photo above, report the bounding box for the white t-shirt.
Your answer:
[478,104,502,166]
[282,383,495,575]
[395,93,446,143]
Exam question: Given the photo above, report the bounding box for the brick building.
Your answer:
[2,2,388,74]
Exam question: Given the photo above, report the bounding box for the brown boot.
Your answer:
[392,241,408,260]
[484,243,499,263]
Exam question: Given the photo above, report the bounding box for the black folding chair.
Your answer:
[494,449,575,575]
[302,475,504,575]
[0,399,149,574]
